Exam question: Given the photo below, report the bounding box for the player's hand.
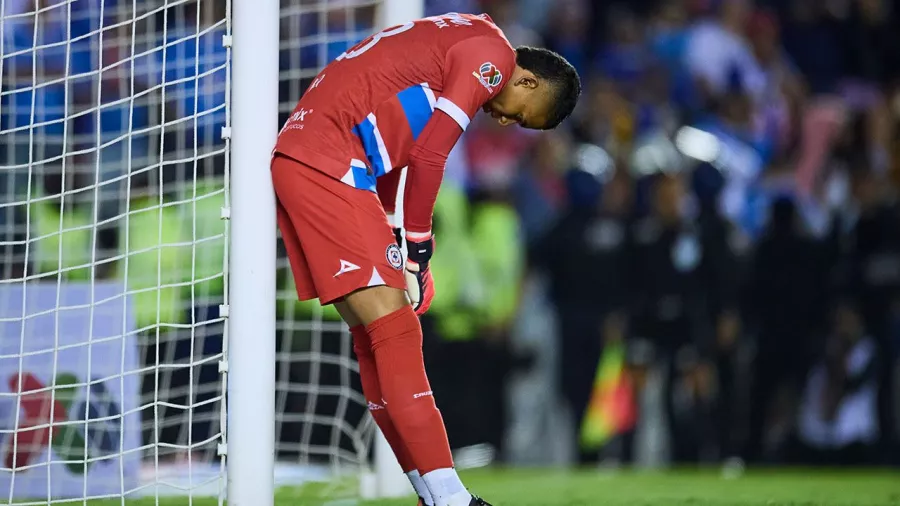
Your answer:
[404,232,435,315]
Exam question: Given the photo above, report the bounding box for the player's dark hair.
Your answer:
[515,46,581,129]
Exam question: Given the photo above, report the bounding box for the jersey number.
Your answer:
[336,22,415,61]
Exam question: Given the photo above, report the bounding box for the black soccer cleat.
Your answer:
[414,494,492,505]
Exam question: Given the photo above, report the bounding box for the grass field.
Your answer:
[77,468,899,506]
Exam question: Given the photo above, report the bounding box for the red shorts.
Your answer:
[271,154,406,305]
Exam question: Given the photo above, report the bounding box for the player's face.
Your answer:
[483,72,552,129]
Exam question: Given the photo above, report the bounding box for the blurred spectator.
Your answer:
[531,165,633,464]
[683,0,766,107]
[5,0,900,472]
[690,72,771,238]
[511,132,570,246]
[426,0,480,17]
[465,115,538,191]
[647,1,696,111]
[145,1,228,183]
[840,167,900,460]
[744,197,835,462]
[596,8,652,92]
[779,1,845,96]
[574,79,635,157]
[838,0,897,179]
[791,298,880,465]
[745,9,803,154]
[540,1,590,78]
[843,0,900,90]
[423,181,525,460]
[627,173,737,463]
[513,0,556,36]
[1,0,95,278]
[486,0,541,48]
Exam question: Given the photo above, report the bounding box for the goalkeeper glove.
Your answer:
[394,229,435,315]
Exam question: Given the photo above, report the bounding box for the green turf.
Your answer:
[73,468,900,505]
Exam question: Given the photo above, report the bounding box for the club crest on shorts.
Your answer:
[386,243,404,270]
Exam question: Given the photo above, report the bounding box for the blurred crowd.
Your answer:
[417,0,900,469]
[3,0,900,470]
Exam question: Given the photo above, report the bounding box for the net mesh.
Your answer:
[274,0,379,471]
[0,0,386,503]
[1,0,230,502]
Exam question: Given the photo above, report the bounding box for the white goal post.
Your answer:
[0,0,424,503]
[238,0,428,500]
[228,0,278,504]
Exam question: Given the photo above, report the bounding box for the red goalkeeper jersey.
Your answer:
[273,12,515,234]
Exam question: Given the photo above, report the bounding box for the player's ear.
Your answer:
[515,68,539,89]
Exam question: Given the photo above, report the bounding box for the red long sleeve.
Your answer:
[403,34,514,234]
[403,110,464,234]
[376,168,402,215]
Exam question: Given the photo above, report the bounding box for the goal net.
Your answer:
[0,0,406,503]
[274,0,379,477]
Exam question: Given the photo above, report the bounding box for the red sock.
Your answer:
[350,325,416,473]
[366,306,453,475]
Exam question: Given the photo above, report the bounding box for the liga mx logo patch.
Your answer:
[386,244,403,270]
[473,62,502,92]
[3,372,122,473]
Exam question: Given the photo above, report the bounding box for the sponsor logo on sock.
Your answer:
[412,390,433,399]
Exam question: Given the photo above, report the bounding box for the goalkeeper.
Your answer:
[272,12,580,506]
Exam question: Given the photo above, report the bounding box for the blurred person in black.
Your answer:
[512,132,570,248]
[844,0,900,91]
[790,297,880,466]
[777,0,846,97]
[840,166,900,462]
[530,161,634,464]
[698,197,745,463]
[744,196,834,463]
[837,0,897,180]
[628,172,739,463]
[421,180,524,460]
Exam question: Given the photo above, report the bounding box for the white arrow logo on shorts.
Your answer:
[334,259,361,277]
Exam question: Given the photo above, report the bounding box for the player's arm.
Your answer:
[397,112,462,314]
[376,169,402,219]
[402,36,515,314]
[402,113,464,235]
[404,35,514,235]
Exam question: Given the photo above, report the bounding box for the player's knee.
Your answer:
[344,285,409,326]
[353,338,381,362]
[348,323,373,359]
[335,300,363,328]
[371,325,422,354]
[364,305,422,353]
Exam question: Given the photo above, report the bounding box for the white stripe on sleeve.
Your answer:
[434,97,470,131]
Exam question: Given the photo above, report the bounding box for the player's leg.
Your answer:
[342,286,480,506]
[276,198,316,301]
[272,155,481,506]
[334,301,434,506]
